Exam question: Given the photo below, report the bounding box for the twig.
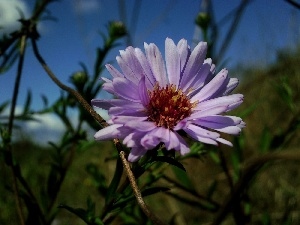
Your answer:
[218,149,234,193]
[7,34,27,225]
[30,38,108,129]
[212,150,300,225]
[119,151,167,225]
[162,174,220,208]
[215,0,251,63]
[285,0,300,10]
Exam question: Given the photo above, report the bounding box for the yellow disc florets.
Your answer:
[146,84,196,129]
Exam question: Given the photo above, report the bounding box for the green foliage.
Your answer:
[59,197,104,225]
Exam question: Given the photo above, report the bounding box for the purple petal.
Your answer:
[125,121,157,132]
[105,64,124,78]
[92,99,113,109]
[165,130,179,150]
[177,39,190,73]
[138,76,150,106]
[111,115,148,124]
[109,107,147,117]
[94,124,126,140]
[173,132,190,155]
[192,115,243,129]
[194,94,243,112]
[165,38,180,86]
[174,119,190,130]
[128,147,148,162]
[187,61,212,95]
[188,105,228,119]
[144,42,167,87]
[223,78,239,95]
[118,48,141,80]
[134,47,156,88]
[184,126,218,145]
[141,133,160,149]
[215,126,241,135]
[92,99,138,110]
[191,69,229,102]
[102,78,114,94]
[216,138,233,147]
[186,124,220,139]
[123,132,145,147]
[180,42,207,91]
[238,120,246,128]
[141,127,169,149]
[112,77,140,102]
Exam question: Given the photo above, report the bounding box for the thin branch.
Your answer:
[215,0,251,63]
[212,150,300,225]
[218,149,234,193]
[119,151,167,225]
[7,34,27,225]
[8,35,26,135]
[30,38,108,129]
[162,174,220,208]
[285,0,300,10]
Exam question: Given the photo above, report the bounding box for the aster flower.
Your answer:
[92,38,245,162]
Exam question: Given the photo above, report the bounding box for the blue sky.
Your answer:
[1,0,300,142]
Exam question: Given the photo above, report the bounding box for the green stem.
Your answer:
[119,151,167,225]
[7,34,27,225]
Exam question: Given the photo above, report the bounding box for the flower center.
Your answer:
[146,84,196,129]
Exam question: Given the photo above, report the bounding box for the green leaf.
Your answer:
[172,166,193,190]
[154,156,186,171]
[112,186,170,210]
[0,101,9,114]
[85,163,107,197]
[141,186,170,196]
[105,157,123,204]
[166,192,217,211]
[238,102,258,118]
[259,127,272,153]
[230,152,240,182]
[209,150,220,164]
[22,89,32,115]
[206,180,218,199]
[59,202,104,225]
[40,94,48,107]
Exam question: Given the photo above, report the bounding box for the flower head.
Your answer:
[92,38,245,162]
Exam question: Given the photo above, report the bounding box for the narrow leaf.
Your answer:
[154,156,186,171]
[105,156,123,204]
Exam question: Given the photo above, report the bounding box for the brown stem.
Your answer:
[119,151,167,225]
[30,38,108,129]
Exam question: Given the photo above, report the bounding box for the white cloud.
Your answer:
[1,104,109,145]
[72,0,100,14]
[23,114,66,144]
[0,0,30,36]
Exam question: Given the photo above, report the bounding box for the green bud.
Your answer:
[195,12,210,30]
[70,71,88,90]
[108,21,127,40]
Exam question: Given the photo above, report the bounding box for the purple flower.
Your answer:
[92,38,245,162]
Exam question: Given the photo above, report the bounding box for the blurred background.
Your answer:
[1,0,300,224]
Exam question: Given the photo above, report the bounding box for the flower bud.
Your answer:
[108,21,127,40]
[70,71,88,91]
[195,12,210,30]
